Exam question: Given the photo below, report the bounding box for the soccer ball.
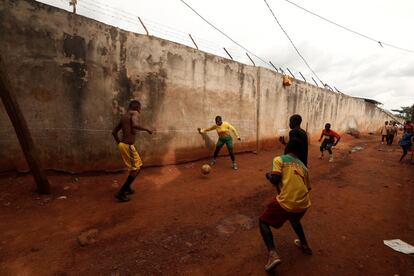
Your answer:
[201,164,211,175]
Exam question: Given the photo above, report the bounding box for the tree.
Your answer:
[392,104,414,121]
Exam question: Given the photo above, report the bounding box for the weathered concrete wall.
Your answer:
[0,0,395,172]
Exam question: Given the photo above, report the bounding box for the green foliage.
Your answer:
[392,105,414,121]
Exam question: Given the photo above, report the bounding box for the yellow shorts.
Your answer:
[118,142,143,171]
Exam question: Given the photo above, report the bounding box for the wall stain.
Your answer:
[63,33,86,60]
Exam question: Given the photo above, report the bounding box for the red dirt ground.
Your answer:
[0,134,413,275]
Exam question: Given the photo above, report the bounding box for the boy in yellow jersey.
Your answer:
[259,138,312,272]
[112,100,153,202]
[198,116,241,170]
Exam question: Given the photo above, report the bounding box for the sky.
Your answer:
[37,0,414,111]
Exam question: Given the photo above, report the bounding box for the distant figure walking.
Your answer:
[318,123,341,162]
[380,121,389,144]
[387,121,398,145]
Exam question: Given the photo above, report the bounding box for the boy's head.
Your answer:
[325,123,331,131]
[215,116,223,126]
[289,114,302,129]
[129,100,141,112]
[285,138,303,157]
[385,121,388,125]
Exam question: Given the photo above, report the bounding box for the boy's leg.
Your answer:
[224,137,238,169]
[290,221,312,255]
[116,144,143,202]
[400,145,408,161]
[388,135,394,145]
[319,142,325,159]
[327,143,334,162]
[259,219,276,251]
[259,219,281,271]
[116,170,140,202]
[212,139,225,165]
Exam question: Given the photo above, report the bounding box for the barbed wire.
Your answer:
[51,0,337,90]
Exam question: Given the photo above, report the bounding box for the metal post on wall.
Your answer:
[246,53,255,66]
[269,61,278,73]
[312,77,319,87]
[286,67,295,79]
[299,71,307,82]
[138,17,149,36]
[279,67,285,74]
[319,79,325,87]
[189,34,199,50]
[299,71,306,82]
[223,48,233,60]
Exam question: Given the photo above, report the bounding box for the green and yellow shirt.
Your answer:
[272,154,311,212]
[201,121,240,138]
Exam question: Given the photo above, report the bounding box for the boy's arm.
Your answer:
[318,131,323,142]
[266,172,281,193]
[131,112,153,134]
[112,121,122,144]
[334,131,341,146]
[305,171,311,191]
[228,123,241,140]
[198,125,216,134]
[266,157,283,193]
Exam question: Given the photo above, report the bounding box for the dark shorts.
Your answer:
[216,135,233,149]
[320,140,333,151]
[259,199,306,228]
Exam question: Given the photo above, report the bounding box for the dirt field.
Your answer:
[0,134,413,275]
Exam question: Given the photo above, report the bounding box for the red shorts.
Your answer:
[260,199,306,228]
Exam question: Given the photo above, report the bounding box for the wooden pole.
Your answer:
[69,0,77,14]
[0,56,50,194]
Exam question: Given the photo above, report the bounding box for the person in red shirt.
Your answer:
[318,123,341,162]
[403,120,413,134]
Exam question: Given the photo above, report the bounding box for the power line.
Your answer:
[263,0,323,83]
[284,0,414,54]
[179,0,271,67]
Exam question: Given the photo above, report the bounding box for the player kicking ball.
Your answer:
[318,123,341,162]
[259,138,312,272]
[198,116,241,170]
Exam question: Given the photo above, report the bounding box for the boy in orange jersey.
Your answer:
[198,116,241,170]
[318,123,341,162]
[259,138,312,272]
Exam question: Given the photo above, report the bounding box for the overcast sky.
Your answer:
[37,0,414,111]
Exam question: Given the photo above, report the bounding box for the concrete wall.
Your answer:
[0,0,396,172]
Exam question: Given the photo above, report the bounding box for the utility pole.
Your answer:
[69,0,77,14]
[0,56,50,194]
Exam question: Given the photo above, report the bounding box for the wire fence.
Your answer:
[51,0,342,93]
